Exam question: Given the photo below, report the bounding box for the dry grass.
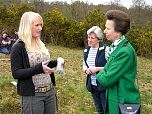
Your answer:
[0,45,151,114]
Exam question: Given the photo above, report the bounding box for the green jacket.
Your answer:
[96,38,141,114]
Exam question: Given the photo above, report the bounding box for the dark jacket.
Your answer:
[83,42,107,92]
[0,35,3,47]
[11,40,57,96]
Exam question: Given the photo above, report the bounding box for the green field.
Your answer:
[0,45,152,114]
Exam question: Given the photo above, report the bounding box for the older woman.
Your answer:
[96,10,141,114]
[83,26,108,114]
[11,12,64,114]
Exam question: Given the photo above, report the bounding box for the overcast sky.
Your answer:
[44,0,152,8]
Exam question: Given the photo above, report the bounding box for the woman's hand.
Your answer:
[85,68,92,75]
[42,60,54,75]
[86,67,104,74]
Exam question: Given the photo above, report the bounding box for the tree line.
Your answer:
[0,0,151,58]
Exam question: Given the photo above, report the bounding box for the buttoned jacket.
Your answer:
[96,38,141,114]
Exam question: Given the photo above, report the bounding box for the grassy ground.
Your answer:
[0,45,152,114]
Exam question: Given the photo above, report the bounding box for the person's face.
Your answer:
[32,17,42,39]
[2,33,7,38]
[87,33,99,48]
[14,31,18,35]
[104,20,120,41]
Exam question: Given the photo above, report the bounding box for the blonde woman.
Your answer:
[11,12,62,114]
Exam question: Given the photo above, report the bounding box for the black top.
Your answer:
[11,40,57,96]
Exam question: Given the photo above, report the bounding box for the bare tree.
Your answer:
[110,0,121,9]
[132,0,146,27]
[114,0,121,6]
[132,0,145,7]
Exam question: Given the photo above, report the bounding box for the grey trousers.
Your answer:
[21,88,56,114]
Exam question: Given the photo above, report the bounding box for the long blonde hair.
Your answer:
[18,11,48,53]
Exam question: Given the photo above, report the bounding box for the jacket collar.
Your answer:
[109,38,128,57]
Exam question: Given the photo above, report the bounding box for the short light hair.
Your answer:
[87,26,103,40]
[18,11,47,52]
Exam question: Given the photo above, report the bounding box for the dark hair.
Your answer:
[2,31,8,35]
[106,10,130,35]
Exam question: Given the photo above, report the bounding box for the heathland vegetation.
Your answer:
[0,0,152,113]
[0,0,152,58]
[0,45,152,114]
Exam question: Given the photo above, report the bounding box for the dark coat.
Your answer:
[83,42,107,92]
[11,40,57,96]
